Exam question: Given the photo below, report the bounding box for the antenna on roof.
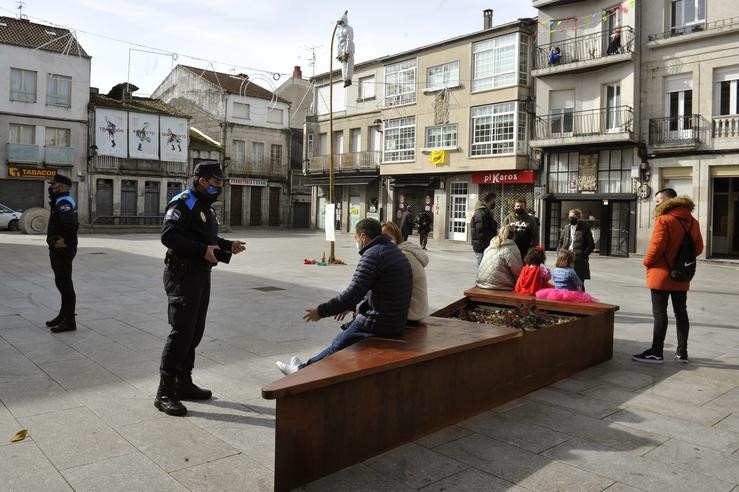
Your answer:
[305,45,322,78]
[16,0,28,20]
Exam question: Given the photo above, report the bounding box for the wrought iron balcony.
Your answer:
[228,158,288,178]
[7,143,40,164]
[648,16,739,42]
[649,115,701,147]
[713,115,739,139]
[90,155,188,176]
[308,151,381,173]
[44,146,75,166]
[533,106,633,142]
[534,26,635,71]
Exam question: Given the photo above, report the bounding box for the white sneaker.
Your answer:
[276,356,302,376]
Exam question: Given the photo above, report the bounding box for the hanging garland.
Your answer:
[531,0,636,37]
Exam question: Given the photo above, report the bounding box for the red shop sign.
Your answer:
[472,169,536,185]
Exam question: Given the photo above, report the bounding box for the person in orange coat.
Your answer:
[632,189,703,364]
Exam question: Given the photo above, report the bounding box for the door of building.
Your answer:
[230,186,243,226]
[250,186,262,225]
[166,182,182,201]
[269,187,280,226]
[121,180,137,216]
[144,181,160,216]
[712,177,739,257]
[95,179,113,217]
[293,202,310,228]
[349,194,361,231]
[318,196,326,230]
[606,200,632,257]
[448,182,468,241]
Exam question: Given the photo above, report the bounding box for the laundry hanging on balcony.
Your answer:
[429,149,447,166]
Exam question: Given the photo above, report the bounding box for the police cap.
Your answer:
[193,161,228,180]
[49,174,72,186]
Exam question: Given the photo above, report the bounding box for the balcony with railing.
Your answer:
[308,151,381,174]
[648,115,701,150]
[44,147,75,166]
[7,143,40,164]
[90,155,188,176]
[228,158,288,179]
[533,26,635,75]
[713,115,739,139]
[530,106,634,148]
[648,16,739,46]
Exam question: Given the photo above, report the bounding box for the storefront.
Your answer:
[473,170,538,230]
[1,165,57,211]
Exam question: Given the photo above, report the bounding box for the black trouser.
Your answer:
[160,263,211,378]
[650,289,689,355]
[49,248,76,317]
[419,231,429,249]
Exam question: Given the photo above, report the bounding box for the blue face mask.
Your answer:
[205,184,222,198]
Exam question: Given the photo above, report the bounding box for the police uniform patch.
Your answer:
[58,203,72,212]
[200,211,206,222]
[165,208,181,221]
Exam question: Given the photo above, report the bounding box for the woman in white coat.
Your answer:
[476,224,523,290]
[382,221,429,322]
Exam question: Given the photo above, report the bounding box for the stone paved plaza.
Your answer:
[1,229,738,491]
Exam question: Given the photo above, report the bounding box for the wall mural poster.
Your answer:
[160,116,188,162]
[129,112,159,160]
[578,153,599,192]
[95,108,127,158]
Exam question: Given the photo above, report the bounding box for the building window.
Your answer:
[47,74,71,107]
[9,123,35,144]
[549,90,575,136]
[384,59,416,107]
[547,152,579,194]
[671,0,705,32]
[597,148,633,193]
[232,139,246,163]
[470,102,516,156]
[472,33,517,92]
[45,127,71,147]
[426,61,459,90]
[252,142,265,163]
[270,144,282,168]
[306,134,314,157]
[267,108,283,124]
[425,124,458,148]
[358,75,375,100]
[10,68,37,102]
[519,34,530,86]
[715,67,739,115]
[233,102,250,119]
[383,117,415,162]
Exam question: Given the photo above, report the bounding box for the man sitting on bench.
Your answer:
[277,218,412,375]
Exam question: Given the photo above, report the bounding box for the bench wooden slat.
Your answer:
[462,287,620,315]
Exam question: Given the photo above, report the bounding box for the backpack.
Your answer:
[663,218,696,282]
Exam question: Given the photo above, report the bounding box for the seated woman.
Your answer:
[382,221,429,322]
[476,225,523,290]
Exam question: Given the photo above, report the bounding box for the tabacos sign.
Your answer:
[472,170,536,185]
[8,165,57,179]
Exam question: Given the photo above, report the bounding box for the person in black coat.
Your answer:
[471,192,498,267]
[557,208,595,289]
[155,161,246,417]
[45,174,79,333]
[277,218,412,375]
[399,206,414,241]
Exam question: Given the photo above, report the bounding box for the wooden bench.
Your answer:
[262,289,619,491]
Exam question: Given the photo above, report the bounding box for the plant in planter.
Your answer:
[457,303,575,332]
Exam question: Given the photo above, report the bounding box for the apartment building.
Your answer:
[640,0,739,258]
[530,0,639,256]
[0,16,90,221]
[306,13,538,241]
[153,65,292,228]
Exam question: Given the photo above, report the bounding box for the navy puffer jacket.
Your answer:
[317,234,412,335]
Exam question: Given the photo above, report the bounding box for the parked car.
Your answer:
[0,203,21,231]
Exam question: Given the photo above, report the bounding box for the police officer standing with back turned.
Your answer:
[45,174,79,333]
[155,161,246,416]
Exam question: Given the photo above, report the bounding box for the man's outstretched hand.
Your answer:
[303,308,320,322]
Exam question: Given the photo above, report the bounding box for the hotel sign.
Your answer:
[7,165,57,179]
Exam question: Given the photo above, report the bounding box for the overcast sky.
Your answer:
[2,0,537,96]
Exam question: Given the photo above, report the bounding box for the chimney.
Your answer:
[483,9,493,30]
[293,66,303,79]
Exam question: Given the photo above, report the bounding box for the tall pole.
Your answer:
[328,20,340,263]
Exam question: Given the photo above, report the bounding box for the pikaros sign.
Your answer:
[472,170,536,184]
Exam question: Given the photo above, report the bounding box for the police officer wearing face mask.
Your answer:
[155,161,246,416]
[45,174,79,333]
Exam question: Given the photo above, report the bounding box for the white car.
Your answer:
[0,203,21,231]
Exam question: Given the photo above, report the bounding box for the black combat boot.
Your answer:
[154,375,187,416]
[45,312,64,327]
[177,373,212,400]
[50,316,76,333]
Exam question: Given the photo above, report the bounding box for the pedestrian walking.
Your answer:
[400,206,414,242]
[416,209,433,250]
[471,192,498,267]
[632,188,703,364]
[557,208,595,289]
[155,161,246,416]
[45,174,79,333]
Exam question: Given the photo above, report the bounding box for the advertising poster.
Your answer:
[129,112,159,160]
[160,116,188,162]
[95,108,127,157]
[325,203,336,242]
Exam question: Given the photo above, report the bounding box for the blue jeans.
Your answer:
[301,317,374,368]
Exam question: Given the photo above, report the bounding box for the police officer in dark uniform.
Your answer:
[155,161,246,416]
[45,174,79,333]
